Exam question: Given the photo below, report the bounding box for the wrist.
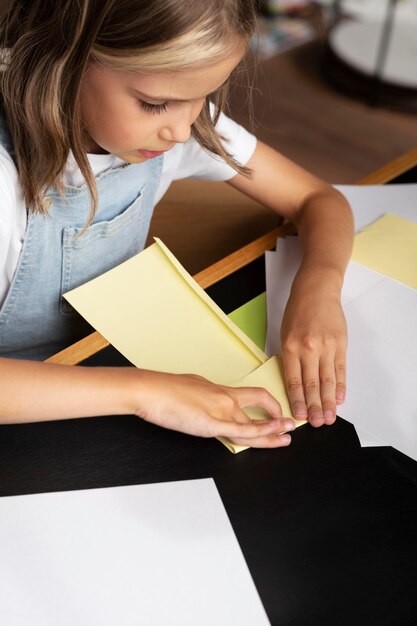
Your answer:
[82,366,147,417]
[112,367,160,417]
[291,265,344,299]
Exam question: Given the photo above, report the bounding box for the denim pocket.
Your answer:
[60,185,148,315]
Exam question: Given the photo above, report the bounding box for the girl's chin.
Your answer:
[114,151,148,163]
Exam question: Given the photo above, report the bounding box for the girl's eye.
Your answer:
[139,101,168,115]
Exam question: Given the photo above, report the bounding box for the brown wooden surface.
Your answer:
[46,148,417,366]
[229,41,417,184]
[147,178,283,276]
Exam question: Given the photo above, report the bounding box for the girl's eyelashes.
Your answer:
[139,100,168,114]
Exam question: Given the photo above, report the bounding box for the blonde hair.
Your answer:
[0,0,257,221]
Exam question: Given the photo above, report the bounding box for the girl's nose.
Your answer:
[159,99,204,144]
[159,118,192,144]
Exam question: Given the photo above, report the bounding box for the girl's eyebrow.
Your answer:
[132,88,194,103]
[132,81,226,103]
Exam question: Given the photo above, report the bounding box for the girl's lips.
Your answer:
[138,148,170,159]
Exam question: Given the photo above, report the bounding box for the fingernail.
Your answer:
[309,412,324,426]
[336,392,345,404]
[284,419,296,431]
[324,410,334,421]
[294,402,307,418]
[281,434,291,445]
[310,411,322,422]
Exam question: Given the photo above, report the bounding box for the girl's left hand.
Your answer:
[280,282,347,427]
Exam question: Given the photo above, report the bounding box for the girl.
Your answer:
[0,0,353,448]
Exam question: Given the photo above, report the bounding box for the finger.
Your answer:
[282,355,308,420]
[319,356,337,426]
[229,432,292,449]
[217,417,287,441]
[245,416,296,433]
[228,414,296,444]
[230,386,284,418]
[335,349,346,405]
[300,357,324,427]
[231,406,252,425]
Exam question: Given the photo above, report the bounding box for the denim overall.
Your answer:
[0,113,163,360]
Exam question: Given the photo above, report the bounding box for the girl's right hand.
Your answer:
[131,370,296,448]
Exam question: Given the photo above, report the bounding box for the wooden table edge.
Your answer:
[47,148,417,365]
[357,146,417,185]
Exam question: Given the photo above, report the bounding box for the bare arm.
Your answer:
[228,140,354,426]
[1,358,135,423]
[0,358,296,448]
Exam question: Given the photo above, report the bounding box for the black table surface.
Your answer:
[2,175,417,625]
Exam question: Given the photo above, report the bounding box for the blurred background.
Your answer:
[232,0,417,182]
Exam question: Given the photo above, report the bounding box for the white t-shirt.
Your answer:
[0,113,256,307]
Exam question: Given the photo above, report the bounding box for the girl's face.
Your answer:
[79,46,244,162]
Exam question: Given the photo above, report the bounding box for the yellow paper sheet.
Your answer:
[65,239,266,385]
[220,355,307,454]
[352,213,417,289]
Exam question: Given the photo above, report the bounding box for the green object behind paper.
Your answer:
[228,292,266,351]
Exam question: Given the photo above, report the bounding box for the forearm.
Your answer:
[0,358,139,424]
[292,188,354,294]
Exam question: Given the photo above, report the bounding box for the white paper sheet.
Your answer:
[265,236,417,457]
[340,279,417,461]
[334,183,417,232]
[354,426,387,448]
[266,183,417,450]
[264,240,297,356]
[0,479,270,626]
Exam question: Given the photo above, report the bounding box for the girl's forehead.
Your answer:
[108,47,244,101]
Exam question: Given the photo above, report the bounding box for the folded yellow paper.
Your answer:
[64,240,295,454]
[220,355,307,454]
[352,213,417,290]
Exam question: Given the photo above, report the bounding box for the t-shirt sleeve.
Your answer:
[162,112,257,183]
